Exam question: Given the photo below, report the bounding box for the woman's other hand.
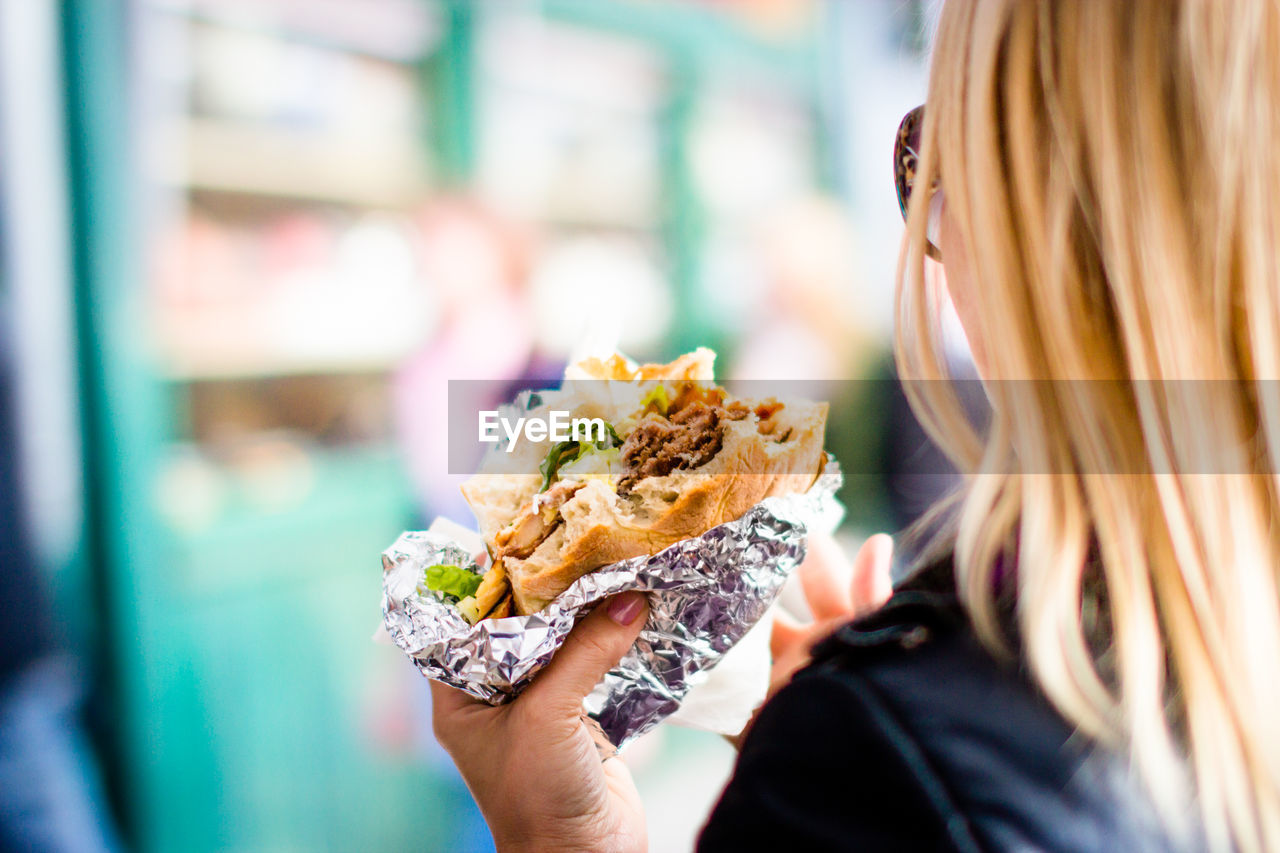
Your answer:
[774,532,894,690]
[729,532,893,748]
[431,591,651,853]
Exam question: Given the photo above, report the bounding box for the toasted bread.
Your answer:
[460,350,827,616]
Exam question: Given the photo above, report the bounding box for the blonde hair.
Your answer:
[897,1,1280,850]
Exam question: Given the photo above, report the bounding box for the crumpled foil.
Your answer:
[381,459,842,750]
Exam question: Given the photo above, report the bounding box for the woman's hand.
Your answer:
[430,591,651,853]
[772,532,894,692]
[729,532,893,748]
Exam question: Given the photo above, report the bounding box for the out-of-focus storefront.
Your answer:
[2,0,930,850]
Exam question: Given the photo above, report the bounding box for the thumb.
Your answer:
[850,533,894,615]
[524,592,649,719]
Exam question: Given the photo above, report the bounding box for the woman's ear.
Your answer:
[936,194,987,375]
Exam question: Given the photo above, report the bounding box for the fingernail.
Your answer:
[606,593,644,626]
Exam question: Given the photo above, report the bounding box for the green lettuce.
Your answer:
[538,421,622,491]
[538,440,579,491]
[424,564,482,600]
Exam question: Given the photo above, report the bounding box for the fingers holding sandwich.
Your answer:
[428,594,652,853]
[524,592,650,724]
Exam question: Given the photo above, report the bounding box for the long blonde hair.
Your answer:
[897,1,1280,850]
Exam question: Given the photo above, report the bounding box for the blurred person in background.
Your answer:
[729,195,874,384]
[390,197,561,852]
[428,1,1280,850]
[727,194,903,538]
[0,304,118,851]
[729,193,975,564]
[393,197,560,527]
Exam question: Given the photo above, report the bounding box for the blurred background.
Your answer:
[0,0,937,850]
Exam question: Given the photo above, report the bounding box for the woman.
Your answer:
[431,2,1280,850]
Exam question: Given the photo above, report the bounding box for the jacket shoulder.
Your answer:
[698,636,981,852]
[702,559,1177,851]
[798,577,1174,852]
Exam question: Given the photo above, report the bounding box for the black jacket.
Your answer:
[698,562,1182,852]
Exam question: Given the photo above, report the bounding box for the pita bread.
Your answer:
[460,350,828,616]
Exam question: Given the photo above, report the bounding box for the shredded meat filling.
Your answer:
[617,401,749,494]
[494,480,583,560]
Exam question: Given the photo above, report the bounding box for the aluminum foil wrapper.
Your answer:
[381,459,843,750]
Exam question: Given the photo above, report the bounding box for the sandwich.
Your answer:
[430,348,828,621]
